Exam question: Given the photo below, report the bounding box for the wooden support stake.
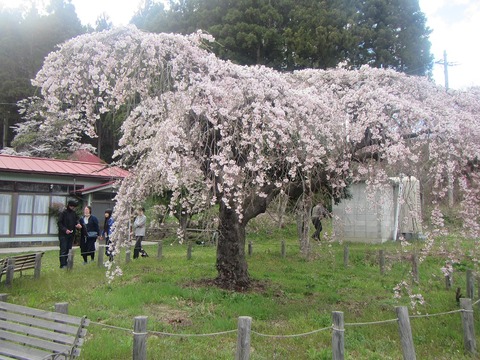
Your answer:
[235,316,252,360]
[67,249,74,270]
[157,240,163,260]
[97,245,104,267]
[332,311,345,360]
[396,306,416,360]
[466,270,474,300]
[133,316,148,360]
[55,302,69,314]
[34,252,42,279]
[248,241,253,256]
[281,240,286,258]
[5,258,14,286]
[187,242,192,260]
[412,253,419,283]
[379,250,385,275]
[343,244,349,268]
[445,274,452,290]
[460,298,477,356]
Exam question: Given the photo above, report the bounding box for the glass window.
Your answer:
[0,194,11,235]
[16,194,55,235]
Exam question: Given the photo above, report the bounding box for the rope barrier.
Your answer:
[90,321,132,332]
[148,329,237,337]
[87,300,480,339]
[345,318,398,326]
[409,309,465,318]
[89,321,236,337]
[252,326,333,338]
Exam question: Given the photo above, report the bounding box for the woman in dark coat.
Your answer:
[79,205,100,263]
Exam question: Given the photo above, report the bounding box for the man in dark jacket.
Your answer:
[57,199,81,268]
[312,202,329,241]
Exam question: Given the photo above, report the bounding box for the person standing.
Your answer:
[133,207,147,259]
[311,202,328,241]
[57,200,81,269]
[102,209,115,261]
[79,205,100,264]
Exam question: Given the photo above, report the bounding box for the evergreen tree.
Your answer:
[0,0,85,150]
[135,0,432,75]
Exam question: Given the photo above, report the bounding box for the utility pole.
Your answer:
[2,115,7,149]
[435,51,459,207]
[435,50,458,90]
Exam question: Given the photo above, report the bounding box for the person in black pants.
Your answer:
[133,207,147,259]
[79,205,100,264]
[57,200,81,269]
[311,202,328,241]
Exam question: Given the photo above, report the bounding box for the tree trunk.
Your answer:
[216,202,250,290]
[296,194,312,257]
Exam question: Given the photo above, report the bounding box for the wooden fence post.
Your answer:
[466,270,474,300]
[187,242,192,260]
[412,254,419,283]
[343,244,349,268]
[97,245,104,267]
[281,240,286,258]
[157,240,163,260]
[133,316,148,360]
[477,277,480,312]
[445,274,452,290]
[396,306,416,360]
[236,316,252,360]
[379,250,385,275]
[5,258,15,286]
[332,311,345,360]
[55,302,69,314]
[34,252,42,279]
[248,241,253,256]
[67,249,74,270]
[460,298,477,355]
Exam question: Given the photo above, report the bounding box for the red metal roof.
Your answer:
[68,149,105,164]
[0,154,129,179]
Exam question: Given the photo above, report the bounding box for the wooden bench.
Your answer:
[0,252,44,285]
[0,300,90,359]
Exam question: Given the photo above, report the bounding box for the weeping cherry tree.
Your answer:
[18,27,480,289]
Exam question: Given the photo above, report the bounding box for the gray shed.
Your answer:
[332,175,422,243]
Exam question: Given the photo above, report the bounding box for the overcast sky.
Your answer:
[1,0,479,90]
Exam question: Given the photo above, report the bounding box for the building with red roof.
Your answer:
[0,153,128,247]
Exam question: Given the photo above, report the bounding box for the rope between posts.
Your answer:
[252,326,333,338]
[345,318,398,327]
[409,309,466,318]
[148,329,237,337]
[89,321,237,337]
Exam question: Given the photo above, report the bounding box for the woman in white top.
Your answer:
[79,205,100,263]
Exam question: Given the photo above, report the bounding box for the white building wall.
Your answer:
[332,177,421,243]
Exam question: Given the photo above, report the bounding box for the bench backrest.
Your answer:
[0,301,90,359]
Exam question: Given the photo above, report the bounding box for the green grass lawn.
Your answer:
[1,219,479,359]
